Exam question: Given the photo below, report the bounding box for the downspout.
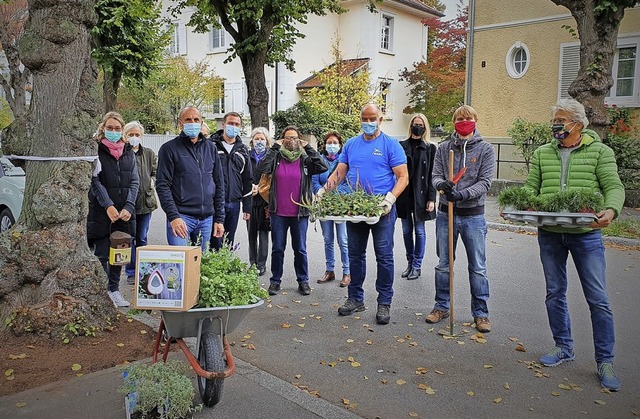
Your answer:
[275,62,279,112]
[465,0,476,105]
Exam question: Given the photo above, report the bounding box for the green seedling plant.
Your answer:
[499,187,605,214]
[62,315,98,343]
[497,187,540,211]
[293,185,384,218]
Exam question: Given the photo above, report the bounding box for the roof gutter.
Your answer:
[465,0,476,105]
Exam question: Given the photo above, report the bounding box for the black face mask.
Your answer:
[411,125,426,137]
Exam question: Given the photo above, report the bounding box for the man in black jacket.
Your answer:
[156,106,225,250]
[210,111,253,250]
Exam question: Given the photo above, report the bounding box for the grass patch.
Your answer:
[602,219,640,239]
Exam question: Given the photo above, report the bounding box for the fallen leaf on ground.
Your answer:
[342,398,350,405]
[425,387,435,395]
[292,338,304,343]
[415,367,428,375]
[347,356,355,362]
[396,379,407,385]
[5,369,14,377]
[351,362,361,368]
[281,323,292,329]
[140,330,147,334]
[504,382,510,390]
[366,339,373,345]
[515,343,527,352]
[8,353,28,360]
[346,339,354,343]
[380,379,388,384]
[247,343,256,350]
[434,370,444,375]
[508,337,519,342]
[297,324,305,328]
[295,374,301,379]
[600,388,611,394]
[594,400,606,405]
[71,364,82,371]
[484,365,494,369]
[409,412,419,418]
[116,343,125,347]
[493,397,502,403]
[551,391,561,396]
[15,402,27,408]
[467,391,474,396]
[558,384,572,390]
[417,383,429,390]
[328,362,337,367]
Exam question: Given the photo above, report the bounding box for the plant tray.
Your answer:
[501,209,597,228]
[316,215,380,225]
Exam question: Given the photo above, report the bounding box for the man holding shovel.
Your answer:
[426,105,495,333]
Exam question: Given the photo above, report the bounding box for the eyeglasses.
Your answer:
[551,118,575,124]
[105,126,122,132]
[284,136,299,140]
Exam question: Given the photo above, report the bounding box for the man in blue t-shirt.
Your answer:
[318,103,408,324]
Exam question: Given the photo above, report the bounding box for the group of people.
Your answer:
[86,98,624,392]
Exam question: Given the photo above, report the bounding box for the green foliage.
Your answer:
[198,246,268,308]
[507,117,552,173]
[498,187,604,213]
[604,134,640,189]
[602,219,640,239]
[294,188,384,218]
[271,102,360,141]
[496,187,538,211]
[119,360,201,419]
[61,316,98,344]
[0,96,14,130]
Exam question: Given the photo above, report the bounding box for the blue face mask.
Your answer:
[183,122,201,138]
[325,144,340,155]
[225,125,240,139]
[253,141,266,154]
[104,130,122,143]
[361,121,378,136]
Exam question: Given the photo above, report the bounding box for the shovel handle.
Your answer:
[448,150,455,335]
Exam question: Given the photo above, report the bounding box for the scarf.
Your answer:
[252,149,267,163]
[279,147,302,162]
[101,138,125,160]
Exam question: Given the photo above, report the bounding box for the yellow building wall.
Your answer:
[474,1,568,27]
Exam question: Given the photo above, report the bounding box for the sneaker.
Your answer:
[126,276,135,285]
[376,304,391,325]
[539,347,575,367]
[268,282,281,296]
[298,281,312,295]
[338,299,365,316]
[597,362,621,391]
[108,290,130,307]
[474,317,492,333]
[425,308,449,324]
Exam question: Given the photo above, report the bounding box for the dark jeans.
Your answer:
[211,201,241,250]
[247,219,269,271]
[269,214,309,284]
[93,236,123,292]
[125,212,152,277]
[346,207,396,305]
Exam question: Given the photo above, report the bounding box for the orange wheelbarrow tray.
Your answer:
[152,299,264,407]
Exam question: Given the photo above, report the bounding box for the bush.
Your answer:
[507,117,552,174]
[604,133,640,190]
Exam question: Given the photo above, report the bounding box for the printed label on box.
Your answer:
[136,250,186,308]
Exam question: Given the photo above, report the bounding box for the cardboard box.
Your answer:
[134,245,201,311]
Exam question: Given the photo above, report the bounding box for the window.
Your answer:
[380,14,394,52]
[210,23,228,51]
[505,42,530,79]
[167,21,186,55]
[212,85,225,115]
[560,37,639,106]
[379,81,391,117]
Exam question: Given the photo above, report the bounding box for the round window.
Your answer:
[506,42,530,79]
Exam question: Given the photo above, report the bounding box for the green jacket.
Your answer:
[524,129,625,234]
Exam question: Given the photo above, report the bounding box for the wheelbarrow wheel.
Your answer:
[198,332,226,407]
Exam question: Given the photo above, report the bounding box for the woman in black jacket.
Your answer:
[247,127,272,277]
[396,113,437,280]
[87,111,139,307]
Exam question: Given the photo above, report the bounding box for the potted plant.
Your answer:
[293,185,384,224]
[120,360,202,419]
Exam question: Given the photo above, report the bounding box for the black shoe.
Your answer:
[338,299,365,316]
[298,281,311,295]
[268,282,281,296]
[407,268,421,280]
[258,266,267,277]
[126,275,135,285]
[376,304,391,324]
[401,265,412,278]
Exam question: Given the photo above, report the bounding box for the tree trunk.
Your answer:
[240,52,270,129]
[103,68,120,113]
[552,0,631,139]
[0,0,116,337]
[0,0,30,118]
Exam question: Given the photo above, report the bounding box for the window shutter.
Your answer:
[558,43,580,99]
[178,22,187,55]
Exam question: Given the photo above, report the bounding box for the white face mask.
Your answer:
[128,137,142,148]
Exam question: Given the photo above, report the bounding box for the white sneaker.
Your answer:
[108,290,130,307]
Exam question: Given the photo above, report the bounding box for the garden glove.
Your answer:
[314,187,326,204]
[445,190,464,202]
[379,192,396,215]
[437,180,455,194]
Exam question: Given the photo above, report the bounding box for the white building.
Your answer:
[162,0,442,137]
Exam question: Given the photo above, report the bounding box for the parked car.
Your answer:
[0,157,25,232]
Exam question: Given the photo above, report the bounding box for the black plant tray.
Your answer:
[501,209,597,228]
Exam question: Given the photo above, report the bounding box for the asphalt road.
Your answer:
[139,205,640,419]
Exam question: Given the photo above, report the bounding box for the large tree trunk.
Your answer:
[102,68,120,112]
[241,52,270,129]
[552,0,633,138]
[0,0,30,118]
[0,0,116,337]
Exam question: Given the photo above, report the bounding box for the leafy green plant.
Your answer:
[538,190,604,213]
[293,186,384,218]
[507,118,552,174]
[119,360,201,419]
[61,316,98,344]
[496,187,539,211]
[198,246,268,308]
[271,101,360,142]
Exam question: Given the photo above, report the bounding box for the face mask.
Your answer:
[325,144,340,155]
[253,141,266,154]
[361,121,378,136]
[183,122,201,138]
[225,125,240,138]
[411,125,426,137]
[283,138,300,151]
[454,120,476,136]
[128,137,142,148]
[552,122,576,140]
[104,130,122,143]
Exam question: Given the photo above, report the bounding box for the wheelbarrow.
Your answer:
[151,299,264,407]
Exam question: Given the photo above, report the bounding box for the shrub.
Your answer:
[507,117,552,174]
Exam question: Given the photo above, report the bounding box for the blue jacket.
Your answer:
[211,130,253,213]
[311,153,350,194]
[156,132,225,223]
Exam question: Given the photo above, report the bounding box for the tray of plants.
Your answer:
[317,215,381,224]
[501,209,597,227]
[294,187,384,224]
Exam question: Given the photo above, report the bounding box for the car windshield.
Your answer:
[1,158,25,177]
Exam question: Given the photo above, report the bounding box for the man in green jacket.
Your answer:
[524,98,625,392]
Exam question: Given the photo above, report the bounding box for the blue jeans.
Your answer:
[320,220,349,274]
[401,213,426,269]
[434,212,489,317]
[211,201,241,250]
[537,229,614,363]
[125,212,152,277]
[269,214,309,284]
[166,214,213,252]
[346,207,396,305]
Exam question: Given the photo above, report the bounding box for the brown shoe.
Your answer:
[317,271,335,283]
[340,274,351,287]
[474,317,491,333]
[425,308,450,324]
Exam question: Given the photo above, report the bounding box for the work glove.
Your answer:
[379,192,396,215]
[437,180,455,194]
[313,187,326,204]
[445,190,464,202]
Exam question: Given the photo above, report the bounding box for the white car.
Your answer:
[0,157,25,232]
